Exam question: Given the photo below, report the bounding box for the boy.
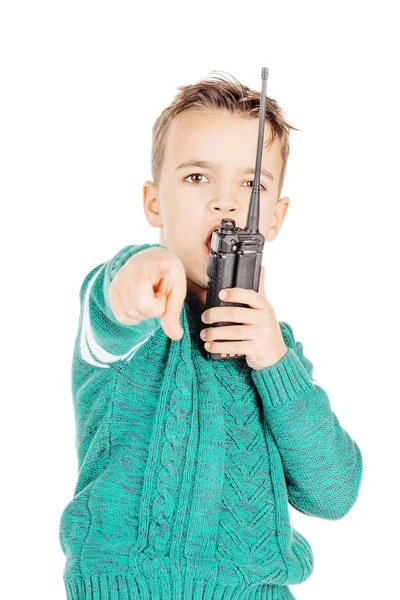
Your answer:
[59,72,363,600]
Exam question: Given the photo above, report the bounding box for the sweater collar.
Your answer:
[185,289,206,314]
[184,290,207,329]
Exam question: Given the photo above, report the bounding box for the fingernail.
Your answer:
[219,290,227,299]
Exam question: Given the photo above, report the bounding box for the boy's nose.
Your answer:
[209,194,240,213]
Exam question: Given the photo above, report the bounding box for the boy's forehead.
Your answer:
[163,109,283,177]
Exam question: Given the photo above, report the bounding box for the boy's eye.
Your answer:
[243,180,267,191]
[184,173,209,184]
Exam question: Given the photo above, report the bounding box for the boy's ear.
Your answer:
[142,180,163,228]
[266,196,290,242]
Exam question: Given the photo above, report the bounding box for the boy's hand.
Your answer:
[200,267,288,370]
[109,247,186,341]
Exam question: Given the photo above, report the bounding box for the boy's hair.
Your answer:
[151,71,300,199]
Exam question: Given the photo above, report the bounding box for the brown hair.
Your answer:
[151,70,300,198]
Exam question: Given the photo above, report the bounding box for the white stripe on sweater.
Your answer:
[79,264,152,367]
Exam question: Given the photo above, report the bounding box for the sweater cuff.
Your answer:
[251,348,315,409]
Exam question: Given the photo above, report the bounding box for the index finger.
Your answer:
[162,279,186,339]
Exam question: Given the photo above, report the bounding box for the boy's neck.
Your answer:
[186,278,207,306]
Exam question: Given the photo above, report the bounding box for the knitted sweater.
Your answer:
[59,242,363,600]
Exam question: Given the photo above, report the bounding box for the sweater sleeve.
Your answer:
[76,243,169,368]
[251,321,363,521]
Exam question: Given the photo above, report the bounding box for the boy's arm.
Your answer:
[76,243,168,368]
[251,322,363,520]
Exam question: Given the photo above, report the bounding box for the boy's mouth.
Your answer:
[203,224,220,261]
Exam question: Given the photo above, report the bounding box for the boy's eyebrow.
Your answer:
[175,160,275,182]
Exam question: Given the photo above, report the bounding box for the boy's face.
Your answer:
[143,109,290,304]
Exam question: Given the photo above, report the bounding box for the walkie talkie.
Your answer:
[202,67,268,361]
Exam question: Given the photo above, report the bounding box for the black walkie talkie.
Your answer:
[202,67,268,361]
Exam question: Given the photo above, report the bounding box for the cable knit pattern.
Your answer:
[147,339,193,557]
[59,243,363,600]
[212,362,282,566]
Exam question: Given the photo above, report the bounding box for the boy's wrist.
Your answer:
[250,343,289,371]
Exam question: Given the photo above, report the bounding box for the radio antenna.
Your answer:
[245,67,268,233]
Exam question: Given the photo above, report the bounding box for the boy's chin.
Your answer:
[186,276,207,294]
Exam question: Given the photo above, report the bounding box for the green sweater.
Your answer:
[59,242,363,600]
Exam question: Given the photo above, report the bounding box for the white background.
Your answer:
[1,1,399,599]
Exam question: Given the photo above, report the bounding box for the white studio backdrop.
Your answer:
[1,1,399,599]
